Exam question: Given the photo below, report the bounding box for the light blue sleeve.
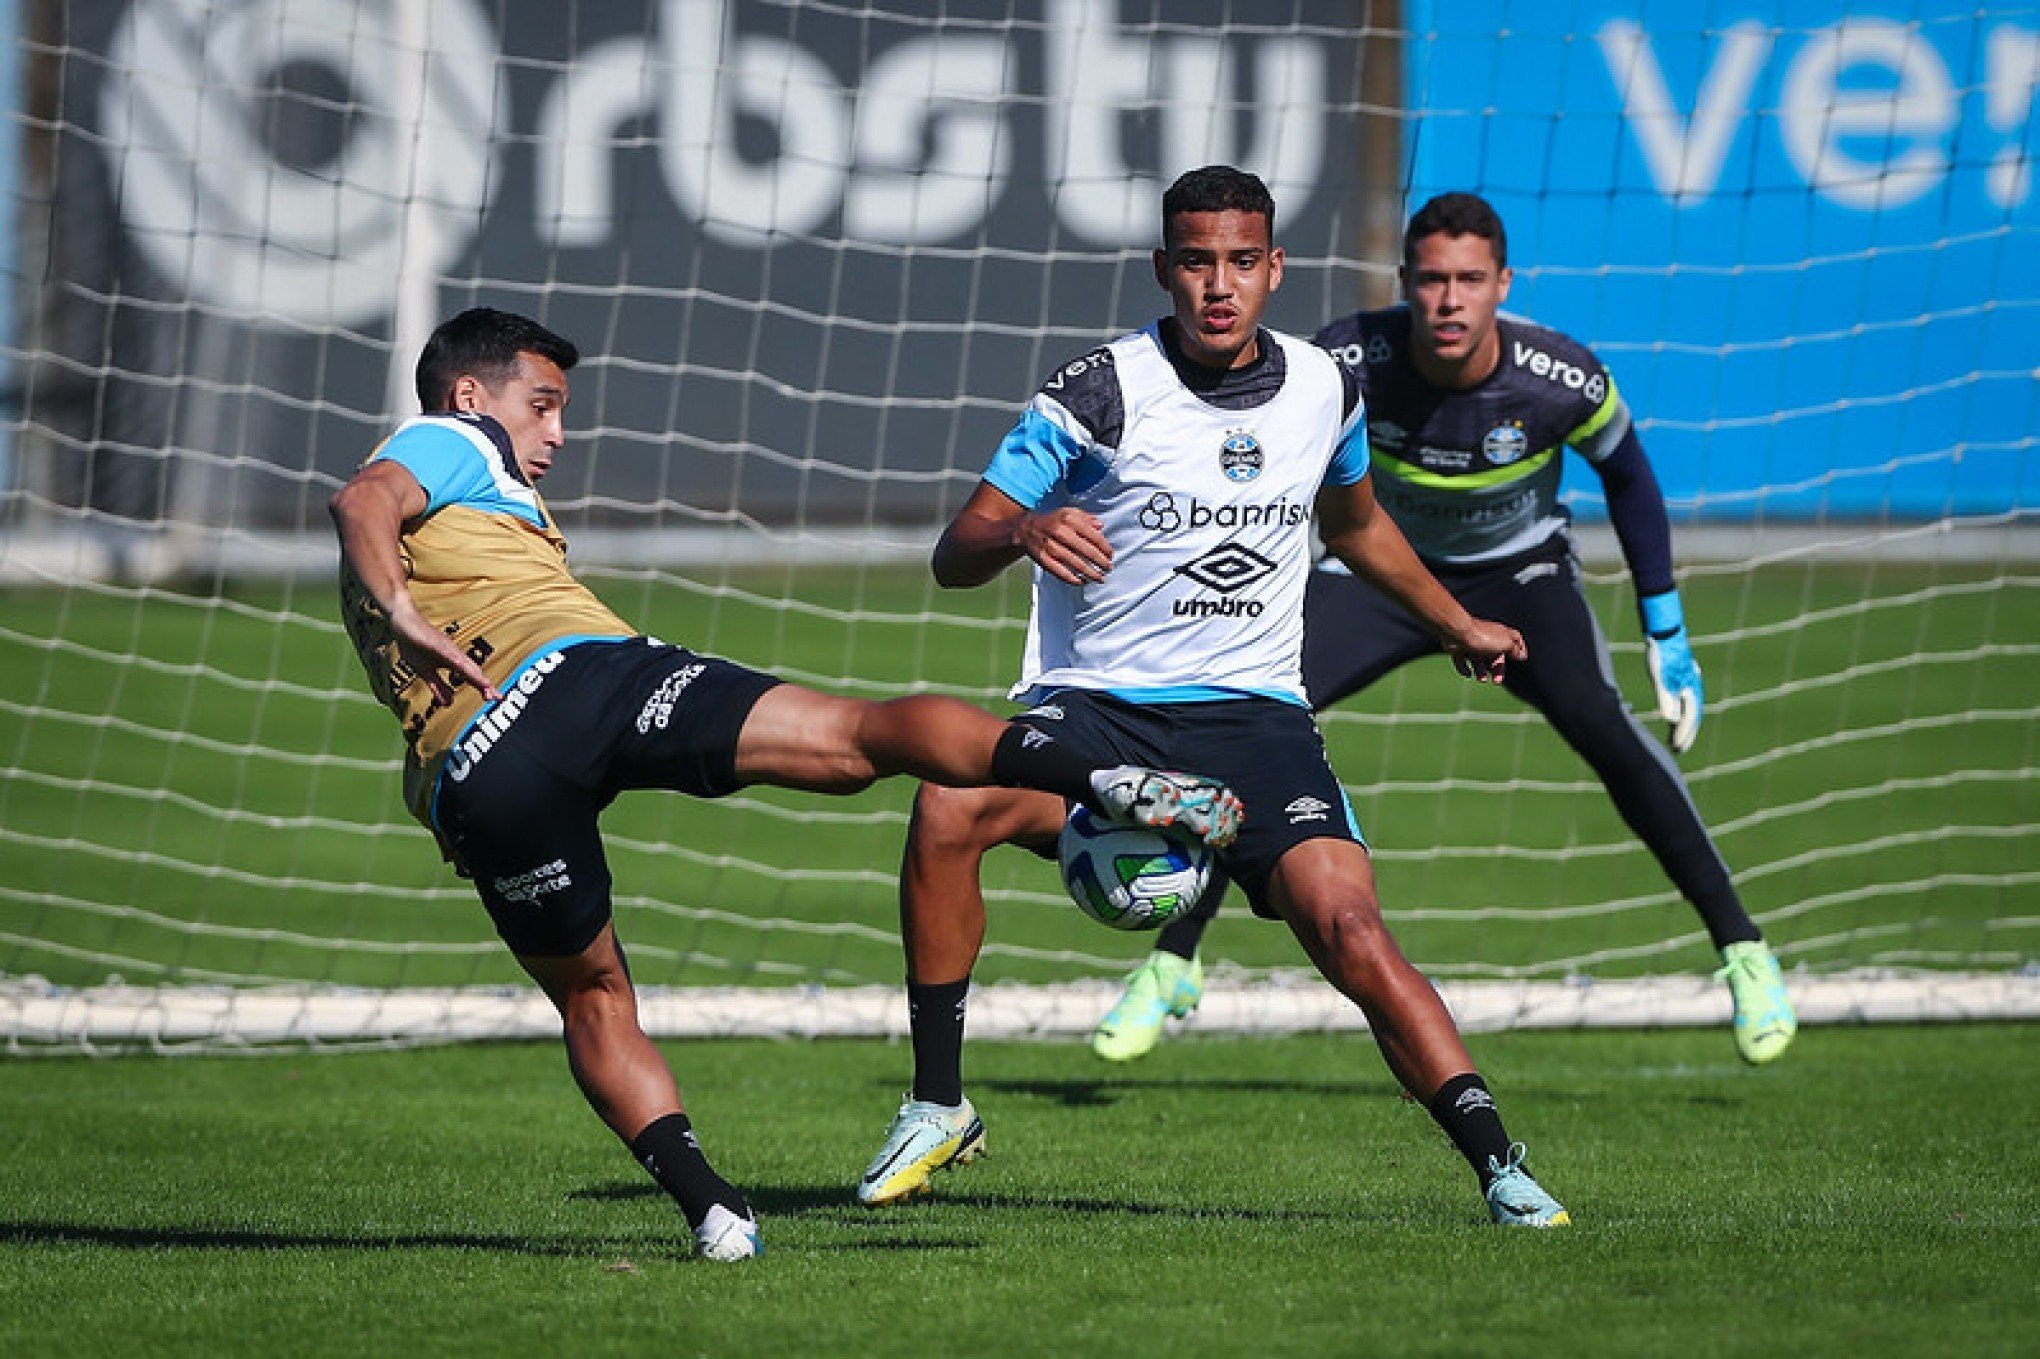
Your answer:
[1324,403,1371,486]
[982,407,1091,509]
[373,423,497,515]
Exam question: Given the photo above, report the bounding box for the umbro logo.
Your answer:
[1174,541,1277,595]
[1284,796,1331,824]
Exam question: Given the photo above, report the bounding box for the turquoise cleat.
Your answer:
[1484,1144,1571,1228]
[1091,951,1203,1062]
[856,1095,987,1206]
[1717,940,1798,1065]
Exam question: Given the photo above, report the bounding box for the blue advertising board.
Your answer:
[1405,1,2037,521]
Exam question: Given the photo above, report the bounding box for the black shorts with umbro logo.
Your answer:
[1012,689,1366,918]
[431,638,780,955]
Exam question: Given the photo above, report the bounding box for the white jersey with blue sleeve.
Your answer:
[985,323,1367,706]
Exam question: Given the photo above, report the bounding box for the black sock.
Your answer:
[989,724,1097,805]
[1425,1073,1515,1187]
[907,975,970,1107]
[1154,867,1229,959]
[630,1112,748,1230]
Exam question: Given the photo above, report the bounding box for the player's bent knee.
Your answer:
[1549,694,1640,751]
[912,782,1012,850]
[911,781,1061,855]
[1279,879,1404,980]
[555,961,645,1028]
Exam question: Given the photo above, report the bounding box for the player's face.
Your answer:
[1153,209,1283,369]
[452,352,570,482]
[1401,231,1512,385]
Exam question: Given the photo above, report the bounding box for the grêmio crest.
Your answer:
[1219,430,1264,482]
[1483,422,1529,466]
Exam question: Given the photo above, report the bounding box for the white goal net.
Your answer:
[1,0,2035,1050]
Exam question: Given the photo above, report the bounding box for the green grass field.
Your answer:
[1,1027,2035,1357]
[1,560,2031,994]
[0,562,2035,1353]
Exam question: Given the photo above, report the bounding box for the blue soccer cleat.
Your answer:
[856,1095,987,1206]
[1484,1144,1571,1228]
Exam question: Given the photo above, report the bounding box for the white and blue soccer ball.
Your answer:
[1057,805,1214,931]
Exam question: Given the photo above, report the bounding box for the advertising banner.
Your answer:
[1406,0,2037,521]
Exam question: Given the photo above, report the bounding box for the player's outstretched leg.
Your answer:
[1271,840,1569,1228]
[1501,571,1795,1064]
[733,688,1243,849]
[1716,940,1798,1064]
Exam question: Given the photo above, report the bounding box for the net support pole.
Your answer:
[385,0,440,424]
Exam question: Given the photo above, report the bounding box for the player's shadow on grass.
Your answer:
[935,1189,1351,1224]
[570,1181,851,1217]
[966,1074,1403,1108]
[565,1180,1351,1229]
[0,1219,693,1261]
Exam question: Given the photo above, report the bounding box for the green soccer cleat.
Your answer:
[1091,951,1204,1062]
[1484,1144,1571,1229]
[692,1203,761,1262]
[856,1095,987,1206]
[1717,940,1798,1065]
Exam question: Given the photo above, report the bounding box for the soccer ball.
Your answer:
[1057,805,1215,931]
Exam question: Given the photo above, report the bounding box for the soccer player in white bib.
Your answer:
[1092,193,1797,1069]
[331,309,1245,1263]
[855,167,1570,1228]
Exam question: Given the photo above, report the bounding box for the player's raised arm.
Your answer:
[1585,414,1702,753]
[932,480,1111,589]
[330,458,501,704]
[1315,472,1525,683]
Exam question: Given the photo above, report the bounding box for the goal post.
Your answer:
[1,0,2034,1051]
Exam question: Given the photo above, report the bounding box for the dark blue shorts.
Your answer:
[1012,690,1365,918]
[431,638,781,956]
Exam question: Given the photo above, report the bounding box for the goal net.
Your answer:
[2,0,2034,1050]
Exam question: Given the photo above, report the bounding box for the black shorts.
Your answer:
[1302,532,1627,723]
[1013,690,1364,918]
[431,638,781,956]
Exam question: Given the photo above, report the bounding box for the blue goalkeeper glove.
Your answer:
[1639,589,1703,754]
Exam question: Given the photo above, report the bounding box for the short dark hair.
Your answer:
[1161,165,1276,245]
[414,307,580,412]
[1403,192,1508,269]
